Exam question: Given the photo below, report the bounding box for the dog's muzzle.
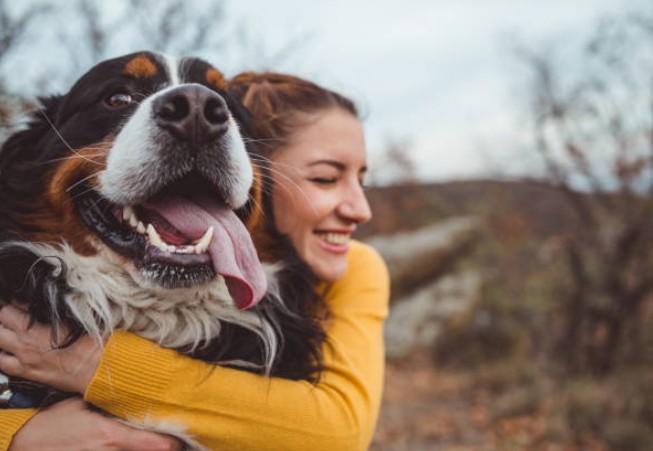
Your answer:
[153,84,229,145]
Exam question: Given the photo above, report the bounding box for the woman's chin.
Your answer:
[300,236,350,282]
[311,254,348,282]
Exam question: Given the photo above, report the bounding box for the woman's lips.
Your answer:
[314,231,352,254]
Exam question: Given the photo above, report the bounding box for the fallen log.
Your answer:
[366,217,480,301]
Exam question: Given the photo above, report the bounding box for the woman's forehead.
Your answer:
[280,109,366,165]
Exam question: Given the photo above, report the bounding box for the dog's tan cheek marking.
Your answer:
[246,165,280,263]
[123,55,158,78]
[206,68,227,91]
[24,143,111,255]
[244,165,264,232]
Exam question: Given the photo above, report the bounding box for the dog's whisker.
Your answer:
[65,172,101,193]
[38,111,103,166]
[243,137,285,145]
[41,154,105,165]
[250,157,309,174]
[250,163,318,216]
[67,185,99,202]
[247,189,266,219]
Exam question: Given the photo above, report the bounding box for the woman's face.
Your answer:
[270,108,372,282]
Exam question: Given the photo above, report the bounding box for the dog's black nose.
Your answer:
[153,85,229,143]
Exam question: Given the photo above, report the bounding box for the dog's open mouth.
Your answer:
[72,175,266,309]
[121,205,214,256]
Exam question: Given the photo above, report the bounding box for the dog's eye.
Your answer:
[105,92,133,108]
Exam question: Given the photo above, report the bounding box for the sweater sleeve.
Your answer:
[84,241,389,451]
[0,409,38,450]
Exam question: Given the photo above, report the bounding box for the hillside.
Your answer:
[357,179,578,239]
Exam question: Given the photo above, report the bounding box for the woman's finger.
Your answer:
[0,304,31,332]
[0,305,58,350]
[0,304,101,394]
[0,323,20,354]
[0,350,23,376]
[1,304,72,348]
[9,301,29,312]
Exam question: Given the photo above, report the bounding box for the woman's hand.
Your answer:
[10,397,183,451]
[0,304,101,394]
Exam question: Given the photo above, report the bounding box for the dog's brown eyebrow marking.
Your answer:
[206,68,227,91]
[123,55,158,78]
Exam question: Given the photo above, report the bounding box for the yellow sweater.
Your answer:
[0,241,389,450]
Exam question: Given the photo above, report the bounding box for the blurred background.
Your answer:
[1,0,652,449]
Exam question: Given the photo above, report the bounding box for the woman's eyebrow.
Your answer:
[307,160,346,170]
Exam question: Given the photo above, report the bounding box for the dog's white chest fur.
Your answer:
[22,242,272,353]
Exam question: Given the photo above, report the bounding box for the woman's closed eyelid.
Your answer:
[309,177,337,184]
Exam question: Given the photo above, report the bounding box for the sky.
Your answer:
[223,0,646,183]
[4,0,648,183]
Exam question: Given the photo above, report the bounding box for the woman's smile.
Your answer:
[314,230,352,254]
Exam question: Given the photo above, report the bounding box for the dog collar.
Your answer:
[0,372,12,407]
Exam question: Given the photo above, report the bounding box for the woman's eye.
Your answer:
[310,177,337,185]
[105,92,133,108]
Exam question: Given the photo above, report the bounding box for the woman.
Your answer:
[0,72,389,450]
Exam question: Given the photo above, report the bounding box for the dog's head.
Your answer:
[0,51,266,309]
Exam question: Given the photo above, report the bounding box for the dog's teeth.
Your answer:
[122,206,133,222]
[122,207,144,232]
[172,244,196,254]
[146,224,165,248]
[194,226,214,254]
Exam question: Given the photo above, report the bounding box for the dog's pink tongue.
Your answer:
[145,195,267,309]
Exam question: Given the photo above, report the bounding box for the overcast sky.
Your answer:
[223,0,646,182]
[6,0,648,183]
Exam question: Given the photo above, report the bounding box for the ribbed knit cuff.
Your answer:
[84,331,177,420]
[0,409,38,450]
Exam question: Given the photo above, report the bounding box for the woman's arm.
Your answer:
[0,409,37,450]
[86,241,389,451]
[0,241,389,450]
[2,398,182,451]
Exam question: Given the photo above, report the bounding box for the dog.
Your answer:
[0,51,325,433]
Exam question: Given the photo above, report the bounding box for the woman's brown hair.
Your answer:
[228,71,358,155]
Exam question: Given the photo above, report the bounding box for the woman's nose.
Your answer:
[338,183,372,224]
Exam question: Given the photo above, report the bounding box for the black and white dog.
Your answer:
[0,52,325,422]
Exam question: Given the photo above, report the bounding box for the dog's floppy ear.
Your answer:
[0,95,63,239]
[223,91,255,140]
[0,95,61,172]
[227,98,254,137]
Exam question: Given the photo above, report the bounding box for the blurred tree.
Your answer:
[0,0,53,90]
[517,10,653,374]
[61,0,231,74]
[16,0,234,91]
[364,137,429,235]
[369,136,418,186]
[0,0,52,138]
[0,0,310,141]
[0,0,309,96]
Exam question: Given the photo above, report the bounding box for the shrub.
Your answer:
[603,419,653,451]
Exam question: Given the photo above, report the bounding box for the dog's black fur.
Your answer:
[0,52,326,408]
